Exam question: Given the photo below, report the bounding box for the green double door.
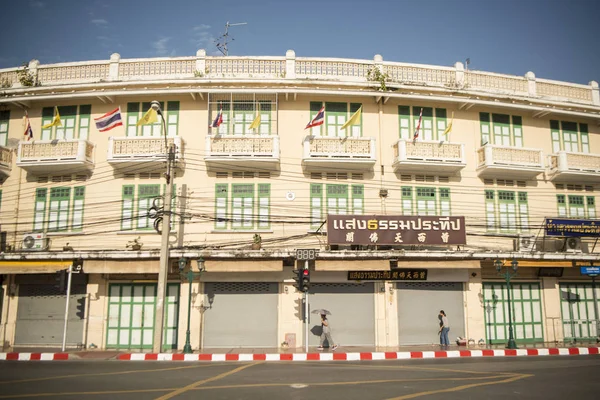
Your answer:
[560,283,600,342]
[482,283,544,344]
[106,283,180,350]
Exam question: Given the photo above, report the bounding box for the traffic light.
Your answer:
[300,268,310,292]
[72,258,83,272]
[76,297,86,319]
[54,269,66,293]
[294,297,304,320]
[293,269,302,292]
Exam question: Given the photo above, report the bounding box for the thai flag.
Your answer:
[305,106,325,129]
[24,119,33,141]
[413,108,423,141]
[210,105,223,128]
[94,107,123,132]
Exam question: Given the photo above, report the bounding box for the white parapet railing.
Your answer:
[205,134,279,158]
[17,139,94,166]
[477,144,544,168]
[549,151,600,173]
[536,79,594,104]
[206,57,286,78]
[385,64,456,87]
[394,139,465,163]
[295,57,372,81]
[107,136,183,162]
[0,145,13,174]
[303,136,376,160]
[465,71,529,95]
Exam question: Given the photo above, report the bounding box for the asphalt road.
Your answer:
[0,356,598,399]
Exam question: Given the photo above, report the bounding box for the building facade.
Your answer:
[0,50,599,351]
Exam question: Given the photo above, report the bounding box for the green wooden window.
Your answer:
[348,103,362,137]
[137,185,160,230]
[512,116,523,147]
[141,101,164,137]
[550,120,589,153]
[215,184,228,230]
[485,190,529,233]
[492,114,511,146]
[416,187,436,216]
[0,110,9,146]
[518,192,529,232]
[48,187,71,232]
[257,183,270,229]
[483,283,544,344]
[325,102,348,138]
[485,190,496,231]
[561,121,579,153]
[55,106,77,140]
[166,101,179,137]
[352,185,364,215]
[435,108,447,139]
[497,191,517,232]
[560,283,600,341]
[439,188,451,216]
[587,197,596,219]
[326,184,348,214]
[557,194,567,217]
[127,101,177,137]
[568,195,585,218]
[580,123,589,153]
[310,184,323,230]
[34,188,47,231]
[71,187,85,231]
[126,103,140,137]
[232,184,254,229]
[550,120,561,153]
[233,100,255,135]
[480,112,491,145]
[401,187,413,215]
[121,185,135,230]
[413,107,434,140]
[41,107,54,140]
[78,105,91,140]
[309,102,324,136]
[398,106,411,139]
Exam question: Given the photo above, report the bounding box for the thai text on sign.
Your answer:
[347,269,428,281]
[545,219,600,237]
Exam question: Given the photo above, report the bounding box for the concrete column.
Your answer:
[590,81,599,106]
[196,49,206,76]
[278,281,303,349]
[541,277,563,344]
[526,71,536,97]
[465,270,486,344]
[385,281,399,347]
[454,62,465,88]
[86,275,106,349]
[108,53,120,81]
[374,54,383,74]
[285,50,296,79]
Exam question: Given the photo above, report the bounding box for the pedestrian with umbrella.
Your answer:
[312,309,338,351]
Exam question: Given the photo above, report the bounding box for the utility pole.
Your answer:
[152,101,175,354]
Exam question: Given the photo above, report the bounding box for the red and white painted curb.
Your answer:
[1,347,598,361]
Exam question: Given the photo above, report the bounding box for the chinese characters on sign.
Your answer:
[347,269,428,281]
[544,219,600,237]
[327,215,466,245]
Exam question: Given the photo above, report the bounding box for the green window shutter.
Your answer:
[55,106,77,140]
[512,116,523,147]
[232,184,254,229]
[401,187,413,216]
[126,103,140,137]
[550,120,561,152]
[349,103,362,137]
[72,187,85,231]
[435,108,447,140]
[416,187,436,215]
[34,188,47,231]
[141,101,163,137]
[215,184,228,230]
[580,123,589,153]
[48,187,71,232]
[0,110,9,146]
[568,195,585,218]
[561,121,579,153]
[497,191,517,232]
[166,101,179,137]
[256,100,272,135]
[586,196,596,218]
[121,185,135,230]
[480,112,491,146]
[352,184,364,214]
[232,100,254,135]
[439,188,451,216]
[485,190,496,231]
[414,107,434,140]
[41,107,54,140]
[310,184,323,230]
[325,102,347,138]
[309,101,324,136]
[492,114,511,146]
[257,183,270,229]
[137,184,160,229]
[398,106,411,139]
[557,194,567,217]
[78,105,91,140]
[518,192,529,233]
[326,184,348,215]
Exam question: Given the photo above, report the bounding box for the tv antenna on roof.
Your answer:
[215,21,247,56]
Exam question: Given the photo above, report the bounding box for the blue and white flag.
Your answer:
[94,107,123,132]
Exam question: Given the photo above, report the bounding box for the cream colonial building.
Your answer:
[0,50,599,351]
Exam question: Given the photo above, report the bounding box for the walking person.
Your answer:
[438,310,450,348]
[318,313,338,351]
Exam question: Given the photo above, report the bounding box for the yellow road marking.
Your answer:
[0,388,170,399]
[0,364,211,386]
[154,362,262,400]
[300,362,520,376]
[385,374,534,400]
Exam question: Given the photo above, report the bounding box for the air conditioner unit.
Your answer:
[535,238,564,252]
[22,233,48,251]
[564,237,583,253]
[514,235,535,252]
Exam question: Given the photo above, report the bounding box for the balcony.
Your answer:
[107,136,183,171]
[476,144,544,179]
[302,136,376,171]
[392,139,466,174]
[16,139,94,175]
[204,134,280,172]
[548,151,600,183]
[0,146,12,180]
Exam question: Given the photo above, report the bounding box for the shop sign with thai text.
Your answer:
[348,269,428,281]
[544,219,600,237]
[327,215,466,245]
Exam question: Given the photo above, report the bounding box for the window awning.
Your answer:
[0,260,73,274]
[205,260,283,272]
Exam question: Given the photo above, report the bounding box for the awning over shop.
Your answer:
[497,260,574,268]
[0,260,72,274]
[316,260,389,271]
[205,260,283,272]
[84,260,159,274]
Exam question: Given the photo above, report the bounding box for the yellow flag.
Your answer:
[41,107,62,129]
[341,106,362,130]
[248,104,261,130]
[136,107,158,126]
[441,112,454,141]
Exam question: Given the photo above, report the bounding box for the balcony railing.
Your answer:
[16,139,94,174]
[107,136,183,170]
[204,134,280,171]
[302,136,376,170]
[392,139,466,174]
[0,145,12,179]
[476,144,544,179]
[548,151,600,183]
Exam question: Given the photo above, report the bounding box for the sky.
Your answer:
[0,0,598,84]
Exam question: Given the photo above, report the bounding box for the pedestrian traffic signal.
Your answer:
[293,269,301,292]
[54,269,66,293]
[75,297,86,319]
[300,268,310,292]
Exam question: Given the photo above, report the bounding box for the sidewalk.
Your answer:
[1,343,599,361]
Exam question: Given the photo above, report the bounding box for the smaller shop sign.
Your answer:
[580,266,600,276]
[348,269,427,281]
[544,218,600,237]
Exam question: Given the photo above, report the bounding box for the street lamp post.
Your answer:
[495,258,518,349]
[179,257,205,354]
